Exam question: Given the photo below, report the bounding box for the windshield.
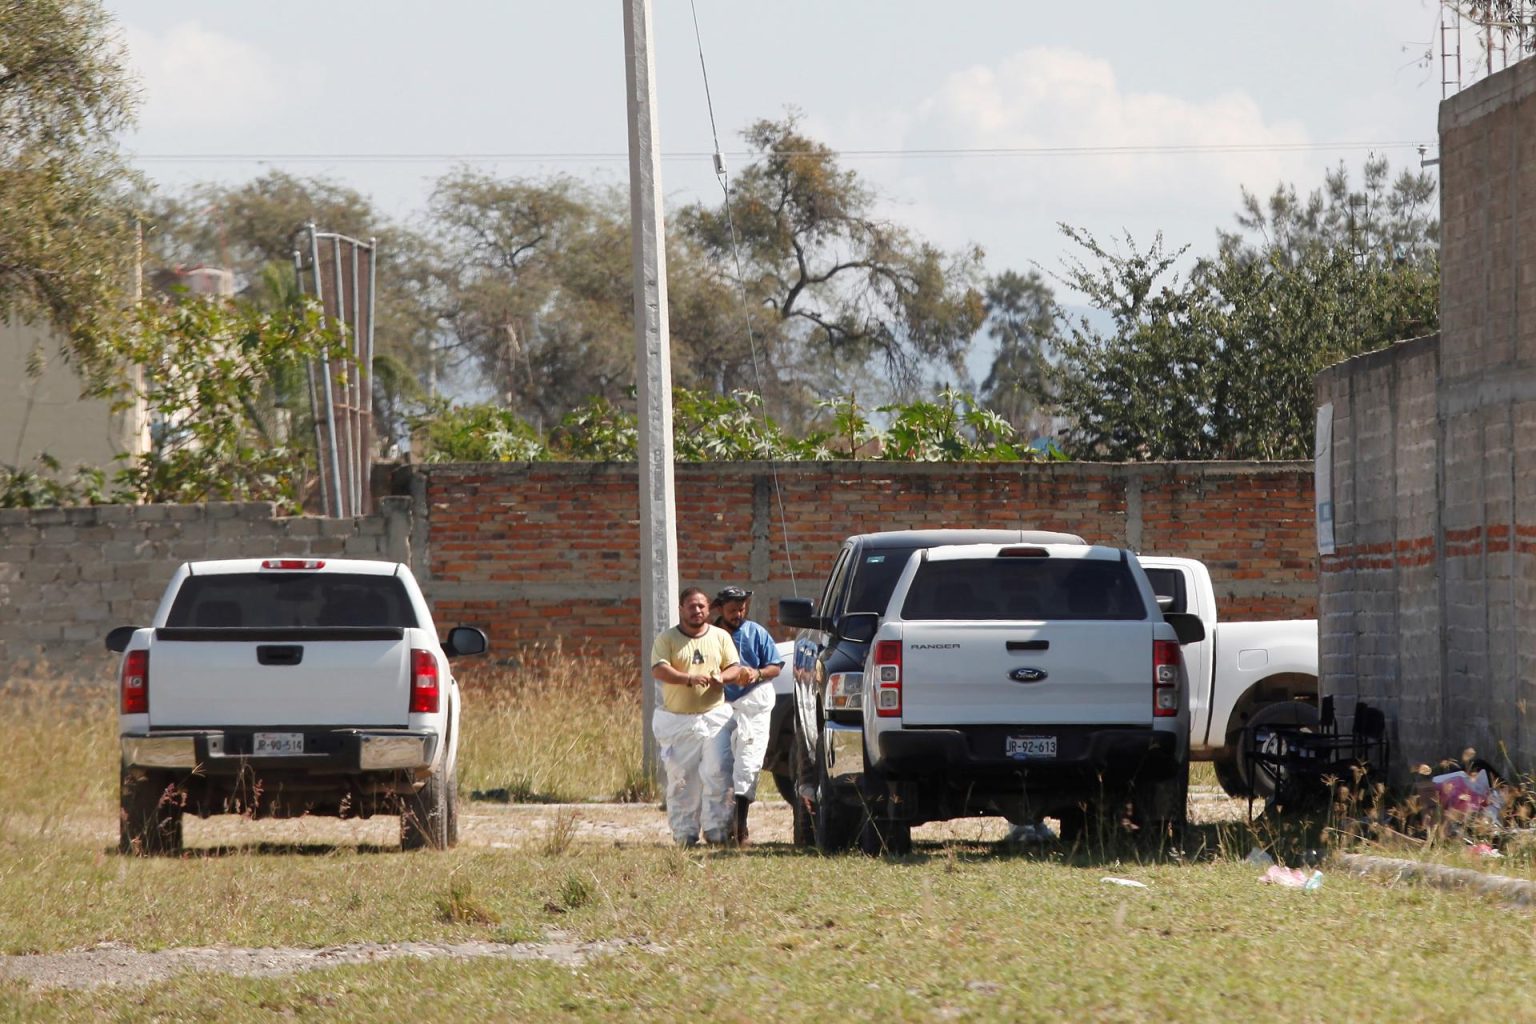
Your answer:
[167,573,418,628]
[901,556,1147,621]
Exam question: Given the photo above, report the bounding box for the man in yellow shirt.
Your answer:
[651,586,743,846]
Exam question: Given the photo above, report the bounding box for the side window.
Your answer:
[1143,567,1187,614]
[819,548,853,622]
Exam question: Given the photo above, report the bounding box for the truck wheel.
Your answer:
[401,766,456,851]
[1132,768,1189,852]
[119,771,183,856]
[787,748,814,847]
[813,734,857,853]
[1239,701,1321,802]
[1213,756,1249,799]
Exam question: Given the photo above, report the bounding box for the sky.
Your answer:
[102,1,1463,307]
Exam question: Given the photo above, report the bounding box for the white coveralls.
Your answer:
[651,701,735,844]
[722,680,776,803]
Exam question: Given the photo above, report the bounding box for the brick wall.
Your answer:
[1,462,1316,677]
[411,460,1317,651]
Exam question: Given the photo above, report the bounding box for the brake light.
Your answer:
[998,546,1048,558]
[261,559,325,570]
[121,650,149,714]
[410,649,440,713]
[873,640,902,718]
[1153,640,1180,717]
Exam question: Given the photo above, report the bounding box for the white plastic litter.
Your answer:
[1100,877,1149,889]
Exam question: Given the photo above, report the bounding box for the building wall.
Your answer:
[0,461,1317,677]
[1316,56,1536,778]
[0,319,146,471]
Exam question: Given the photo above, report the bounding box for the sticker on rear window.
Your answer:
[866,555,885,564]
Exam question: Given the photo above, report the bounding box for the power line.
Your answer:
[125,139,1437,165]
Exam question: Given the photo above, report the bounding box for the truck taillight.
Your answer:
[873,640,902,718]
[410,649,440,713]
[261,559,325,570]
[121,650,149,714]
[1153,640,1180,717]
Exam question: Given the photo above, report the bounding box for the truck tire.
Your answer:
[1239,700,1321,802]
[1213,755,1249,799]
[401,765,456,851]
[788,744,814,848]
[119,770,183,856]
[1132,767,1189,851]
[813,733,857,854]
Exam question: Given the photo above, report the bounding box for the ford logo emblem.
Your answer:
[1009,667,1048,683]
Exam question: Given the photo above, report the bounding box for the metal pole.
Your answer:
[364,236,377,512]
[347,239,363,516]
[624,0,679,783]
[331,237,355,517]
[296,245,332,517]
[309,224,346,517]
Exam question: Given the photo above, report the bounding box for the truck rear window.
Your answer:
[167,573,418,629]
[901,557,1147,621]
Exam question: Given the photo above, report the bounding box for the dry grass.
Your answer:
[456,642,655,803]
[5,664,1536,1020]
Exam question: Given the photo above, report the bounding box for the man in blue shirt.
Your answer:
[711,585,785,846]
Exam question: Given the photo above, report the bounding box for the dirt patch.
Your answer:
[0,933,649,991]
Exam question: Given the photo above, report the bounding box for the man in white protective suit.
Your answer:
[711,585,784,846]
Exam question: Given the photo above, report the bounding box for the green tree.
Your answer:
[0,0,140,373]
[148,170,438,452]
[677,114,987,407]
[1047,158,1439,461]
[979,270,1059,435]
[95,296,342,506]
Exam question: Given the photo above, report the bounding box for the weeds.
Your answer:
[541,808,580,857]
[435,877,499,926]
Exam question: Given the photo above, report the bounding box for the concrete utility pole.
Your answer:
[623,0,678,782]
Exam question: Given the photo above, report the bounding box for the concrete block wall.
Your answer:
[1316,55,1536,778]
[0,500,410,675]
[1316,335,1442,770]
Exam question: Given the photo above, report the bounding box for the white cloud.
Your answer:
[830,47,1318,280]
[122,22,299,132]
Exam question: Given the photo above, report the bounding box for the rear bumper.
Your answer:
[121,728,440,775]
[875,725,1178,783]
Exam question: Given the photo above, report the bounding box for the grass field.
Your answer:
[3,663,1535,1023]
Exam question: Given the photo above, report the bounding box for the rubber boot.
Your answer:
[734,795,752,846]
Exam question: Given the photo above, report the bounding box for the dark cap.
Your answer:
[715,585,752,603]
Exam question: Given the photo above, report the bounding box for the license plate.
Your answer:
[1006,735,1056,759]
[253,732,304,755]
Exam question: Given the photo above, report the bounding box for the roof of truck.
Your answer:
[843,529,1087,549]
[183,558,404,576]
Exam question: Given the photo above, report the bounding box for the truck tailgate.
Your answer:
[148,629,412,727]
[898,621,1156,726]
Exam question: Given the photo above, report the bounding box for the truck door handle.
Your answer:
[257,645,304,666]
[1006,640,1049,652]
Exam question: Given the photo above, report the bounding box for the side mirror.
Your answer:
[105,626,139,653]
[837,612,880,643]
[1163,612,1206,646]
[444,626,489,658]
[778,597,820,631]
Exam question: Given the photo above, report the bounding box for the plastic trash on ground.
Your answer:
[1260,865,1324,889]
[1244,848,1275,867]
[1100,876,1149,889]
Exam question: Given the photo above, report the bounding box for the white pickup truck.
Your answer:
[107,557,487,855]
[823,540,1205,854]
[780,534,1318,853]
[1137,556,1318,798]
